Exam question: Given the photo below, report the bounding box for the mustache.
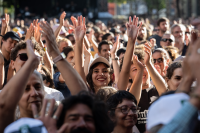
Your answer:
[70,128,92,133]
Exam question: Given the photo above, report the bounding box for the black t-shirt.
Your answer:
[136,85,159,133]
[181,44,188,56]
[148,35,162,48]
[4,57,10,68]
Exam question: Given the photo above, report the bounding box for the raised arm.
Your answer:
[129,55,144,104]
[0,40,39,132]
[0,54,4,90]
[74,16,87,82]
[0,14,9,49]
[40,21,88,95]
[117,16,142,90]
[86,30,99,53]
[84,45,92,76]
[110,35,120,85]
[144,42,167,95]
[54,11,66,39]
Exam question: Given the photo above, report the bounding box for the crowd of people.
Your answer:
[0,10,200,133]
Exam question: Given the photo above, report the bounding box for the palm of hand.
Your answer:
[75,26,85,40]
[127,25,138,39]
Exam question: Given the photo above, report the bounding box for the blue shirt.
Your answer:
[158,101,198,133]
[53,72,71,98]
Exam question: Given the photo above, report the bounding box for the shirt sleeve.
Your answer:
[158,101,198,133]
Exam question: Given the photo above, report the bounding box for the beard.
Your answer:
[70,128,92,133]
[137,35,144,41]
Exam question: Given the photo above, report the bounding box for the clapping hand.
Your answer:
[144,42,152,65]
[74,16,86,42]
[60,11,66,26]
[2,13,9,28]
[110,35,120,56]
[25,23,34,41]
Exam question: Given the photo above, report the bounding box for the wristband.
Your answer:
[53,52,66,63]
[112,57,118,60]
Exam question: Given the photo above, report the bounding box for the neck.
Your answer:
[2,47,10,60]
[137,39,142,44]
[19,108,33,119]
[113,125,133,133]
[158,31,164,37]
[142,82,150,90]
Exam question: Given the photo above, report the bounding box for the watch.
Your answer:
[112,57,118,60]
[53,52,66,63]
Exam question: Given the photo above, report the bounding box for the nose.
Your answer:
[30,87,39,96]
[127,108,134,116]
[77,118,87,128]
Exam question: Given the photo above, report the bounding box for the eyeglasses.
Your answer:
[153,58,163,63]
[16,53,28,61]
[185,32,191,35]
[113,105,140,114]
[161,38,173,43]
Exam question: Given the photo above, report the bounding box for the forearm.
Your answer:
[89,39,98,53]
[52,52,88,95]
[117,38,135,90]
[43,51,53,79]
[0,26,7,49]
[75,39,86,82]
[54,25,62,39]
[129,70,143,104]
[84,56,91,76]
[84,36,91,49]
[146,62,167,95]
[0,64,4,90]
[111,54,120,83]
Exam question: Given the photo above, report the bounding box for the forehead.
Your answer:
[172,68,183,76]
[94,63,108,69]
[27,73,43,85]
[117,99,136,107]
[152,51,162,58]
[65,104,93,117]
[101,44,110,49]
[162,34,170,39]
[174,26,182,31]
[18,49,27,54]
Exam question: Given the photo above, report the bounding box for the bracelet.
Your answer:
[112,57,118,60]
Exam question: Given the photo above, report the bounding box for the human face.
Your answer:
[107,35,115,44]
[66,51,74,65]
[167,68,183,91]
[159,21,169,33]
[11,49,27,72]
[92,63,110,90]
[63,104,95,133]
[130,60,149,86]
[19,73,44,117]
[99,44,110,61]
[68,36,76,45]
[160,34,175,47]
[172,26,185,43]
[59,41,70,52]
[2,38,18,53]
[152,52,168,72]
[185,27,191,42]
[113,99,137,128]
[137,27,147,41]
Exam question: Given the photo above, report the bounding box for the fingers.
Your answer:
[53,104,63,121]
[138,22,143,30]
[58,123,68,133]
[40,99,48,117]
[133,15,136,25]
[135,17,139,27]
[31,103,39,119]
[47,99,55,117]
[129,16,132,25]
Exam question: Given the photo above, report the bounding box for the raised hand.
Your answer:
[64,19,75,33]
[110,35,120,55]
[144,42,152,65]
[25,23,34,41]
[2,13,9,28]
[33,19,38,27]
[32,99,68,133]
[126,16,142,40]
[86,29,94,41]
[74,16,86,41]
[132,55,145,70]
[60,11,66,26]
[40,21,60,57]
[34,23,43,45]
[71,16,78,28]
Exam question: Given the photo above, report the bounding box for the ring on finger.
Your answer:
[53,115,58,120]
[34,114,39,118]
[197,48,200,54]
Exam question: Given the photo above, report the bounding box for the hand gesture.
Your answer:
[144,42,152,65]
[110,35,120,55]
[25,23,34,41]
[86,29,94,41]
[74,16,86,41]
[150,38,156,47]
[33,19,38,27]
[132,55,145,71]
[64,19,75,33]
[60,11,66,26]
[34,23,43,46]
[32,99,68,133]
[40,21,60,57]
[71,16,78,28]
[2,13,9,28]
[126,16,142,40]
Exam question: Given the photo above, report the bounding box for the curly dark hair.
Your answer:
[62,46,74,57]
[86,62,112,93]
[102,32,114,40]
[41,66,55,88]
[106,90,137,120]
[164,46,179,61]
[166,61,182,79]
[57,91,113,133]
[10,40,44,61]
[98,40,113,53]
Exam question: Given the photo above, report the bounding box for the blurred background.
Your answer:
[0,0,199,25]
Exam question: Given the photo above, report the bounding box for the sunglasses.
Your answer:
[153,58,163,63]
[16,53,28,61]
[161,38,173,43]
[185,32,191,35]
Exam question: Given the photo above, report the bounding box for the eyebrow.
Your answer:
[67,114,93,118]
[175,75,181,78]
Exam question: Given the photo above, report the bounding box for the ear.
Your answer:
[10,60,15,70]
[108,111,116,122]
[98,52,101,56]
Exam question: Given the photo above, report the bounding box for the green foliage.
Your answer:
[108,0,127,4]
[144,0,166,11]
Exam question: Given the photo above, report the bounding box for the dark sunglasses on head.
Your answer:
[153,58,163,64]
[161,38,173,43]
[16,53,28,61]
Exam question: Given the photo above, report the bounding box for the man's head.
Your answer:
[157,18,169,34]
[102,33,115,44]
[62,46,75,67]
[10,41,44,72]
[137,24,147,41]
[66,34,76,45]
[98,40,112,61]
[57,92,112,133]
[160,33,175,47]
[1,31,20,53]
[185,25,192,43]
[171,24,186,44]
[57,38,72,52]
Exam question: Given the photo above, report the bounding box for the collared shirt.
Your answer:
[158,101,198,133]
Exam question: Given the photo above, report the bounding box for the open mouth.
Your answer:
[97,78,106,82]
[142,75,146,79]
